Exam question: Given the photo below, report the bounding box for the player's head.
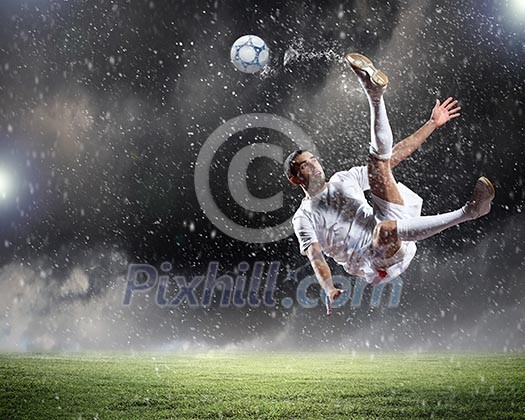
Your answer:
[284,150,325,189]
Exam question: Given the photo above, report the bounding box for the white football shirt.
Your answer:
[292,166,376,276]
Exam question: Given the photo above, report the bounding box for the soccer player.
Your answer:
[286,53,495,315]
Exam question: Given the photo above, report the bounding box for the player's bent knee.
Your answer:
[373,220,398,246]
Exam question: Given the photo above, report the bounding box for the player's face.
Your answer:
[293,151,325,186]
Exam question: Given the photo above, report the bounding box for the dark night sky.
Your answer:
[0,0,524,351]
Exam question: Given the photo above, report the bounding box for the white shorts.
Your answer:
[345,182,423,284]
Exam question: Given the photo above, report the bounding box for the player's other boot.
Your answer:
[465,176,495,219]
[344,52,389,90]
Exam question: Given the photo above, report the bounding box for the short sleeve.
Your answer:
[330,166,370,191]
[292,213,318,255]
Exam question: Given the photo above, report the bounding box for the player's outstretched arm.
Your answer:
[390,97,461,168]
[306,242,345,316]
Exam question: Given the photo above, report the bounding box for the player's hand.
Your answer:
[430,97,461,127]
[325,288,345,316]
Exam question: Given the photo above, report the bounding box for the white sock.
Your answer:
[369,96,393,160]
[396,207,471,242]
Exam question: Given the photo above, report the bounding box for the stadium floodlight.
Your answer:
[510,0,525,15]
[0,168,11,199]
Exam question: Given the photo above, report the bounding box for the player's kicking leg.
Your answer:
[345,53,404,260]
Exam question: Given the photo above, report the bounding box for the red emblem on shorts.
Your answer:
[371,269,388,285]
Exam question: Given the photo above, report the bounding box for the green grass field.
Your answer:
[0,352,523,419]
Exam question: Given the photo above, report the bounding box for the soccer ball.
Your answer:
[230,35,269,73]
